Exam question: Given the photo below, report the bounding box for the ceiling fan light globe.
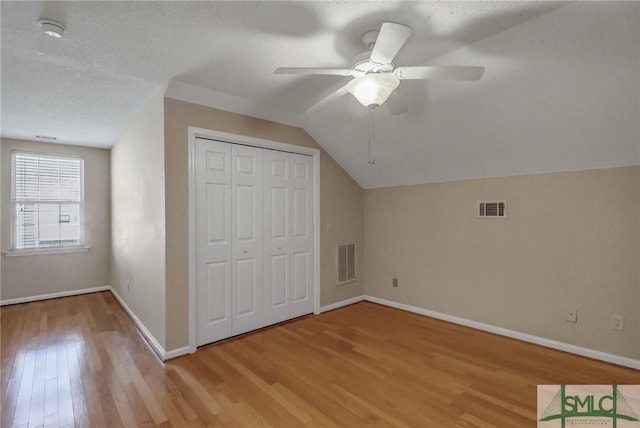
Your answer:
[346,73,399,108]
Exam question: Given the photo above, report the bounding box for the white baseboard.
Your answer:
[164,346,190,360]
[0,286,111,306]
[109,287,189,361]
[320,295,365,313]
[107,287,168,361]
[363,295,640,370]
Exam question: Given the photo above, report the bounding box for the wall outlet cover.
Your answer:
[611,315,624,331]
[565,308,577,323]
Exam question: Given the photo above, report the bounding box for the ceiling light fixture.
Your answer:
[346,72,400,165]
[346,72,400,109]
[38,19,66,38]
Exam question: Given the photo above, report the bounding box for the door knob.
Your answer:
[243,248,249,253]
[277,246,283,250]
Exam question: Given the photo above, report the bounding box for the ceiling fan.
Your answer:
[274,22,485,114]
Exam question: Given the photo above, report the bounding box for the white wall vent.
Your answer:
[478,201,506,218]
[337,242,356,284]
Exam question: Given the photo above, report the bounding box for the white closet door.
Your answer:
[231,145,264,335]
[195,138,232,345]
[263,150,290,325]
[289,154,314,317]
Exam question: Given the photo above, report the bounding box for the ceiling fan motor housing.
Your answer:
[361,30,380,50]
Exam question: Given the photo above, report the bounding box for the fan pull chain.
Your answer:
[368,107,376,165]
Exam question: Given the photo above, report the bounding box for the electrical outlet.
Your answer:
[392,278,398,288]
[565,308,577,323]
[611,315,624,331]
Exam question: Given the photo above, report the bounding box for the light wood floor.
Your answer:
[1,291,638,427]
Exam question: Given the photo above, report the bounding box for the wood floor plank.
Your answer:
[1,345,27,428]
[43,375,59,428]
[215,348,313,425]
[1,307,23,398]
[80,374,108,427]
[126,363,168,425]
[68,366,89,427]
[2,292,639,427]
[13,346,36,428]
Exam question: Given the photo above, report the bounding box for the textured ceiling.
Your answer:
[2,1,639,187]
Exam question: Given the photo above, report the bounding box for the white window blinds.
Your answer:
[12,152,84,250]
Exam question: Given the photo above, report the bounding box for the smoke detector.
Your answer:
[38,19,66,38]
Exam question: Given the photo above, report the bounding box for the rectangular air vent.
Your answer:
[337,242,356,285]
[478,201,506,218]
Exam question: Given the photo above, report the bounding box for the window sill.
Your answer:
[3,246,90,257]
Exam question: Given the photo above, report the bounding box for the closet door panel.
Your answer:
[231,145,264,335]
[263,150,290,324]
[289,154,314,317]
[195,139,232,345]
[235,259,257,315]
[292,251,309,301]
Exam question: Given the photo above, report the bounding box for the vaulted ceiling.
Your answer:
[2,1,639,188]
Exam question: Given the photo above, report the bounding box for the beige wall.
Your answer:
[111,95,166,348]
[164,98,364,350]
[364,166,639,359]
[0,139,110,300]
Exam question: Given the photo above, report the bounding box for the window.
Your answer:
[12,152,84,251]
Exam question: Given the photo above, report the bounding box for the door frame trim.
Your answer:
[187,126,321,354]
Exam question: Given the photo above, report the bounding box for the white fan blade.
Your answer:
[385,90,408,116]
[394,66,485,81]
[306,84,349,114]
[369,22,413,65]
[274,67,359,77]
